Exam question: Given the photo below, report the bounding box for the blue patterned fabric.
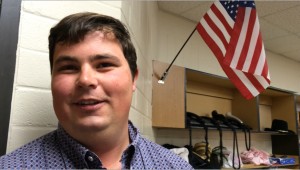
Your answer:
[0,122,193,169]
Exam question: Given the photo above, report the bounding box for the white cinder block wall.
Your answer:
[7,0,300,156]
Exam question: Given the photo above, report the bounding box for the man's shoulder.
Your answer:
[138,137,193,169]
[0,130,57,168]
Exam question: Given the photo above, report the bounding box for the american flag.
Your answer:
[197,0,270,99]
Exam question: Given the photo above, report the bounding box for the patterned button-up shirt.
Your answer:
[0,122,193,169]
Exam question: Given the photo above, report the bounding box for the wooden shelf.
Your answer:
[152,60,300,167]
[152,60,298,131]
[240,163,299,169]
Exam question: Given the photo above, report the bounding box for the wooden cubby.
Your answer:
[152,60,300,168]
[258,89,298,132]
[152,60,297,132]
[152,61,300,168]
[185,68,261,131]
[297,95,300,126]
[153,60,259,131]
[296,95,300,146]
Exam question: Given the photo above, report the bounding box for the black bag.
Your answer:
[271,119,288,132]
[185,145,213,169]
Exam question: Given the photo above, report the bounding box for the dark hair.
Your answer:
[48,12,137,78]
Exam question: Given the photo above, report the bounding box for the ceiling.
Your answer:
[158,1,300,63]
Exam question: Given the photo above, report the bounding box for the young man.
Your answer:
[0,12,193,169]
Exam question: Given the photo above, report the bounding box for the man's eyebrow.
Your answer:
[90,54,121,63]
[54,56,78,65]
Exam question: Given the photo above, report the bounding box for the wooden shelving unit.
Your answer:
[152,60,297,132]
[152,60,300,168]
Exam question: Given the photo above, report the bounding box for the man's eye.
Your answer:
[57,65,79,72]
[96,63,114,69]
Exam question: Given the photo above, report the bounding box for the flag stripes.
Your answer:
[197,0,270,99]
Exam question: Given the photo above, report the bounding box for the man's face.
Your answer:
[51,31,138,133]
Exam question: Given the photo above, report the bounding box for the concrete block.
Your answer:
[142,117,154,137]
[11,87,57,126]
[16,48,51,89]
[18,11,57,52]
[22,1,121,20]
[129,108,144,133]
[134,89,149,115]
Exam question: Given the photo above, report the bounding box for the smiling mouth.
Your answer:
[73,99,104,111]
[76,100,101,106]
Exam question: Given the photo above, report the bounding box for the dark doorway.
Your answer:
[0,0,2,16]
[0,0,21,156]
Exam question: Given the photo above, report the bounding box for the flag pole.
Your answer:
[158,27,197,84]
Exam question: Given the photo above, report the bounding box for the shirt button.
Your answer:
[88,156,94,162]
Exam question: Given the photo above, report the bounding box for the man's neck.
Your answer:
[89,126,130,169]
[63,122,131,169]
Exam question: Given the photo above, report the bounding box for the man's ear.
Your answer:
[132,69,139,91]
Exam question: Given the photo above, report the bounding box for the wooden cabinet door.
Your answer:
[152,60,185,128]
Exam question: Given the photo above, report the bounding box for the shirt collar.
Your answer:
[56,124,90,168]
[120,121,141,168]
[128,121,141,147]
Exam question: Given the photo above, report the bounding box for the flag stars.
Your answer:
[220,0,256,20]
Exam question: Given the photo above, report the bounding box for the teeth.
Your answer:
[78,100,98,105]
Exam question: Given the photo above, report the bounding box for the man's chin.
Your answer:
[77,121,110,132]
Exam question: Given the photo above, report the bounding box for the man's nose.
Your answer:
[76,67,98,89]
